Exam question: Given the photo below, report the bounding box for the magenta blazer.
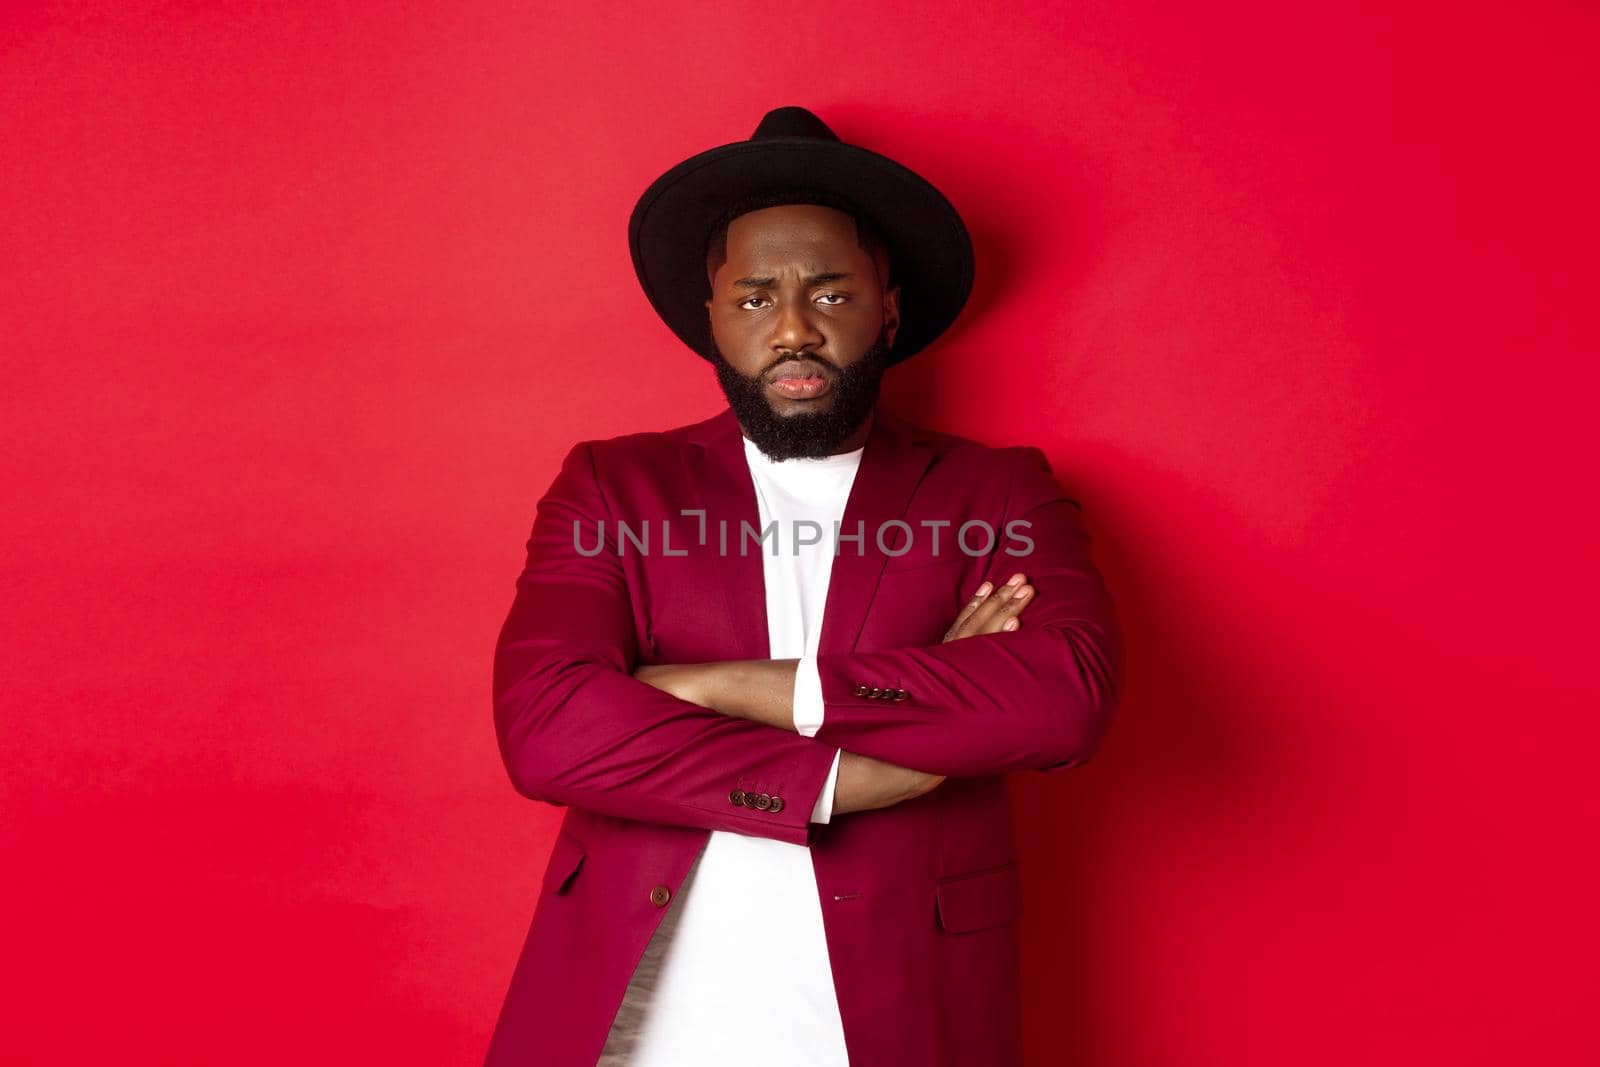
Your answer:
[485,404,1124,1066]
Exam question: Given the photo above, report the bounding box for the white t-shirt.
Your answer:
[596,433,860,1065]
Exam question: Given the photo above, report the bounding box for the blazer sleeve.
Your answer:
[810,446,1125,778]
[493,441,839,845]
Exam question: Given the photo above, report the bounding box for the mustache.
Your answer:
[709,330,891,459]
[762,355,835,380]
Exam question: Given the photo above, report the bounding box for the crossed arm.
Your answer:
[633,574,1041,815]
[635,444,1122,785]
[493,441,1122,844]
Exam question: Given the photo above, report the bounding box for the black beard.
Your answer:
[711,330,891,460]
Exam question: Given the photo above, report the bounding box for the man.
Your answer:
[485,106,1123,1066]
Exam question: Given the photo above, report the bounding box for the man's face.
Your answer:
[705,203,901,459]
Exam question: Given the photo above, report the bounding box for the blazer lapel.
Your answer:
[818,407,935,656]
[679,404,936,662]
[680,408,771,661]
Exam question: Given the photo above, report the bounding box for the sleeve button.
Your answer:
[729,788,745,805]
[754,793,772,810]
[769,796,785,813]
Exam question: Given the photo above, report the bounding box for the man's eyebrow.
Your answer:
[732,271,855,289]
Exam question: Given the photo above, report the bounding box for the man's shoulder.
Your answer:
[885,412,1045,472]
[886,413,1073,512]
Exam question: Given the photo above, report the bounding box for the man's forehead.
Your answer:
[724,250,856,277]
[723,210,864,268]
[726,204,858,246]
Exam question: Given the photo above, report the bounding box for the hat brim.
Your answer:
[629,136,974,366]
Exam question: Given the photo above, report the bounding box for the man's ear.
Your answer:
[883,284,902,349]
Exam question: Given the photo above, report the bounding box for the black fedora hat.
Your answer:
[628,106,974,366]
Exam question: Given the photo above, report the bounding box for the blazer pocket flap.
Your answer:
[541,831,586,896]
[935,861,1022,933]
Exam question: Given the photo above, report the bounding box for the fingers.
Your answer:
[945,573,1034,641]
[943,579,994,641]
[979,574,1032,633]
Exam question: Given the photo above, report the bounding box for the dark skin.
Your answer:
[707,203,897,452]
[633,203,1038,814]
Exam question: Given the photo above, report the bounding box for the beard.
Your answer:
[711,327,891,460]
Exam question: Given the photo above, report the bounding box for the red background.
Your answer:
[4,2,1596,1063]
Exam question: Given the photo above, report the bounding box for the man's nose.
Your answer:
[769,294,824,354]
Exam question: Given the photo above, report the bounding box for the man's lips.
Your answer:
[766,358,833,400]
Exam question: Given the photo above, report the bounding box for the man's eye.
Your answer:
[816,293,847,305]
[739,296,770,310]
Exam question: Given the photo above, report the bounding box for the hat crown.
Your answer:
[750,106,839,142]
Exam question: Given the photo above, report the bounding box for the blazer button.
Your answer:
[853,684,869,697]
[893,689,908,701]
[729,788,745,806]
[754,793,772,810]
[742,791,758,808]
[769,796,785,813]
[649,885,671,908]
[867,687,882,699]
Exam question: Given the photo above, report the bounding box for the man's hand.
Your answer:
[944,572,1034,642]
[836,572,1039,813]
[832,750,949,815]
